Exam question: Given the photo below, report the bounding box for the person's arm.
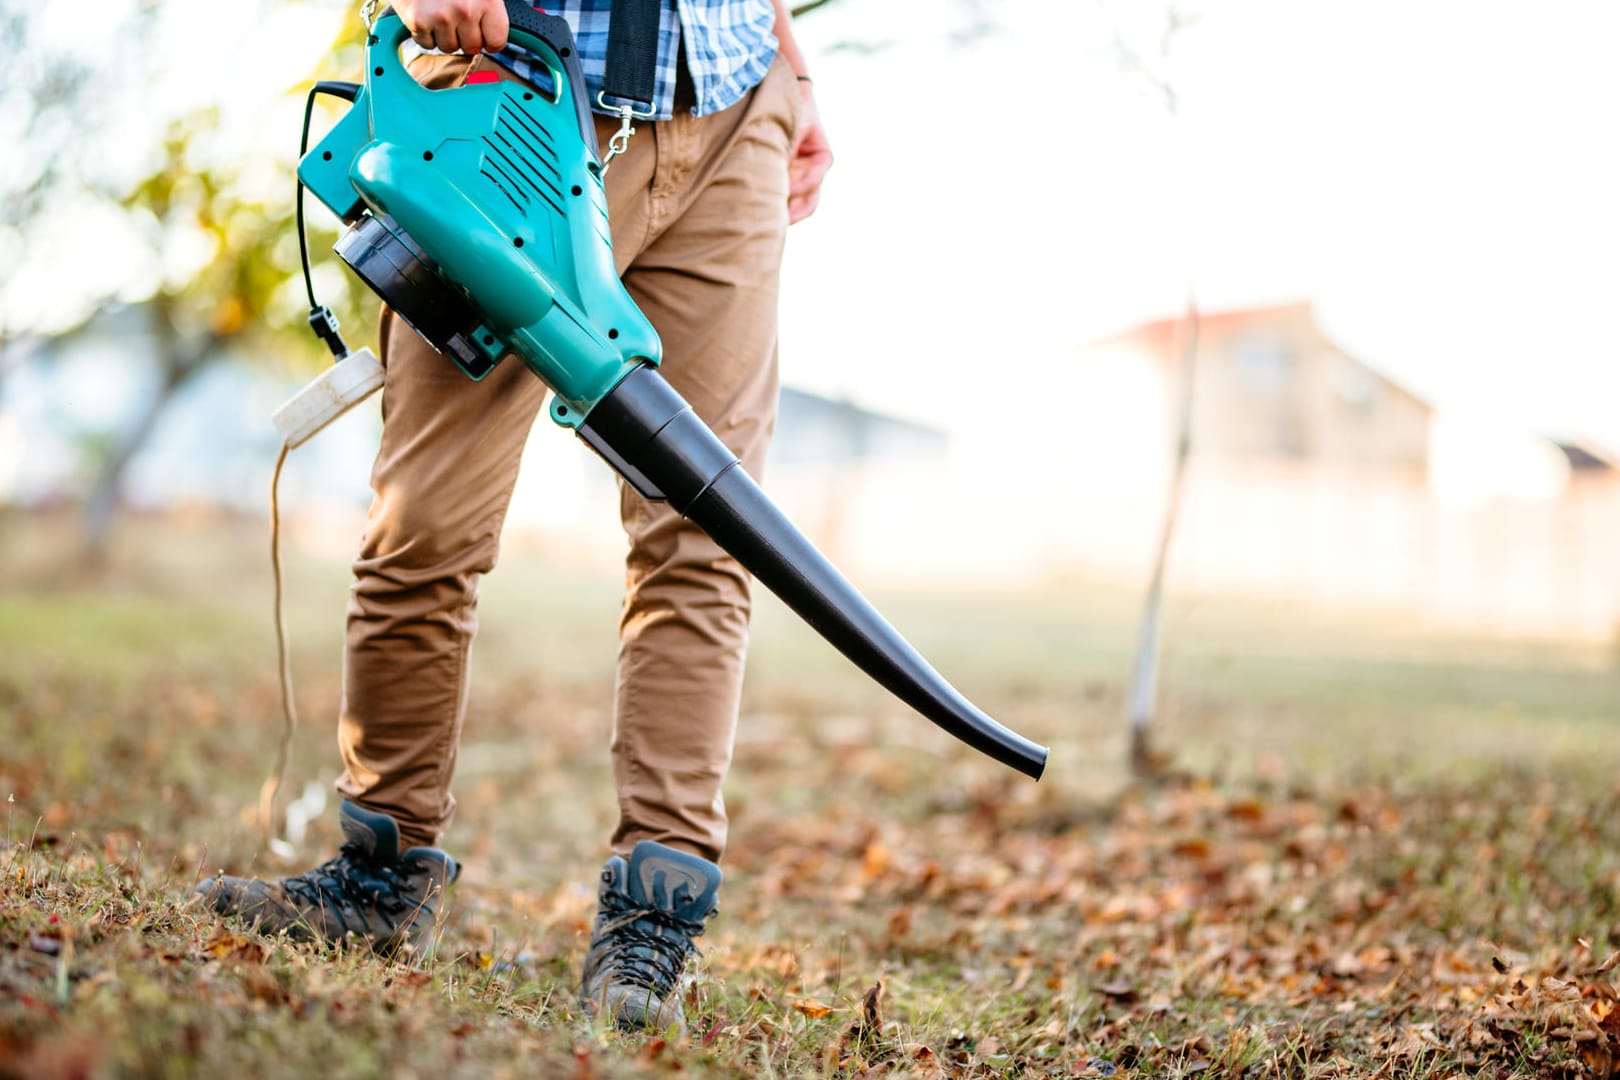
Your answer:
[771,0,833,224]
[391,0,510,56]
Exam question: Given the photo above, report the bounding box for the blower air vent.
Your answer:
[479,99,564,219]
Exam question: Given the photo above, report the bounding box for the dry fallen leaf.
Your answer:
[861,840,889,881]
[1543,977,1583,1004]
[635,1037,671,1065]
[857,979,884,1030]
[1591,952,1620,977]
[792,998,833,1019]
[903,1043,945,1077]
[1227,799,1266,822]
[205,930,265,964]
[837,979,886,1055]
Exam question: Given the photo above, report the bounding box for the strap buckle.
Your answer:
[596,93,656,172]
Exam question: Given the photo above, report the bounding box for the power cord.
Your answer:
[259,444,299,843]
[258,78,377,849]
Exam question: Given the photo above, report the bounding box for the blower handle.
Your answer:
[371,3,599,157]
[498,1,599,156]
[500,1,571,51]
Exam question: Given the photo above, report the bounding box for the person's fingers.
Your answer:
[788,190,820,224]
[480,5,509,52]
[460,21,485,56]
[786,110,832,226]
[438,23,464,53]
[790,151,832,199]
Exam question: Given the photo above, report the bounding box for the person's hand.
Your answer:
[392,0,510,55]
[788,81,832,224]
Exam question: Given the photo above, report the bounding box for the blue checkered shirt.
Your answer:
[494,1,778,120]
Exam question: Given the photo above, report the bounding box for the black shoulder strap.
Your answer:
[602,0,662,108]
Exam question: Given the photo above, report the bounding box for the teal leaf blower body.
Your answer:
[298,2,1047,780]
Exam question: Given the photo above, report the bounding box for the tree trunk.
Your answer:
[1127,294,1198,778]
[81,317,217,566]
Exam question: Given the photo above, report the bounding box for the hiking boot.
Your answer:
[580,840,721,1036]
[194,799,458,950]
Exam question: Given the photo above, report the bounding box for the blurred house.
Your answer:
[1040,302,1619,639]
[690,388,951,569]
[1553,438,1617,476]
[1090,301,1433,475]
[771,387,949,469]
[802,300,1620,641]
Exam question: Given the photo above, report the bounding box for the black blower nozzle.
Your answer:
[580,366,1049,780]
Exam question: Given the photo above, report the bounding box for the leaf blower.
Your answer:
[277,1,1047,780]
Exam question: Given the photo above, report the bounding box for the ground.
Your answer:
[3,512,1620,1078]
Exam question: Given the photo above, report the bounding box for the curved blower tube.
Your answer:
[580,366,1050,780]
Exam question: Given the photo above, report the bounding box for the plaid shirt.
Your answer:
[494,1,778,120]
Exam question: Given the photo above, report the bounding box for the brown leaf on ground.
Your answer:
[1581,1042,1616,1080]
[635,1037,677,1067]
[903,1042,945,1077]
[1543,977,1583,1004]
[1226,798,1266,822]
[792,998,833,1019]
[1096,980,1137,1002]
[856,979,884,1030]
[837,979,885,1056]
[204,930,264,965]
[860,839,889,881]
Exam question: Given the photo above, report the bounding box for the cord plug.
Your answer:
[308,306,348,359]
[272,347,384,448]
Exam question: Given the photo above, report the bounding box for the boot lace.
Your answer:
[590,887,711,994]
[280,844,417,923]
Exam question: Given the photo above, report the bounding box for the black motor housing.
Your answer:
[335,214,499,378]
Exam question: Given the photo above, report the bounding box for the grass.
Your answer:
[3,511,1620,1077]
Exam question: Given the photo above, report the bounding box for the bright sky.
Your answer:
[16,0,1619,451]
[782,0,1620,450]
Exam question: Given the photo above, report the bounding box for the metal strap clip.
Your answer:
[597,93,656,172]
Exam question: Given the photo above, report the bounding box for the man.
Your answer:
[197,0,832,1036]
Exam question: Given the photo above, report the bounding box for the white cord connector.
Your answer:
[271,347,384,449]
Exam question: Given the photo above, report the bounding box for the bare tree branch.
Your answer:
[790,0,840,17]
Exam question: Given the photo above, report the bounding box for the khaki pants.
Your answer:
[335,50,800,862]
